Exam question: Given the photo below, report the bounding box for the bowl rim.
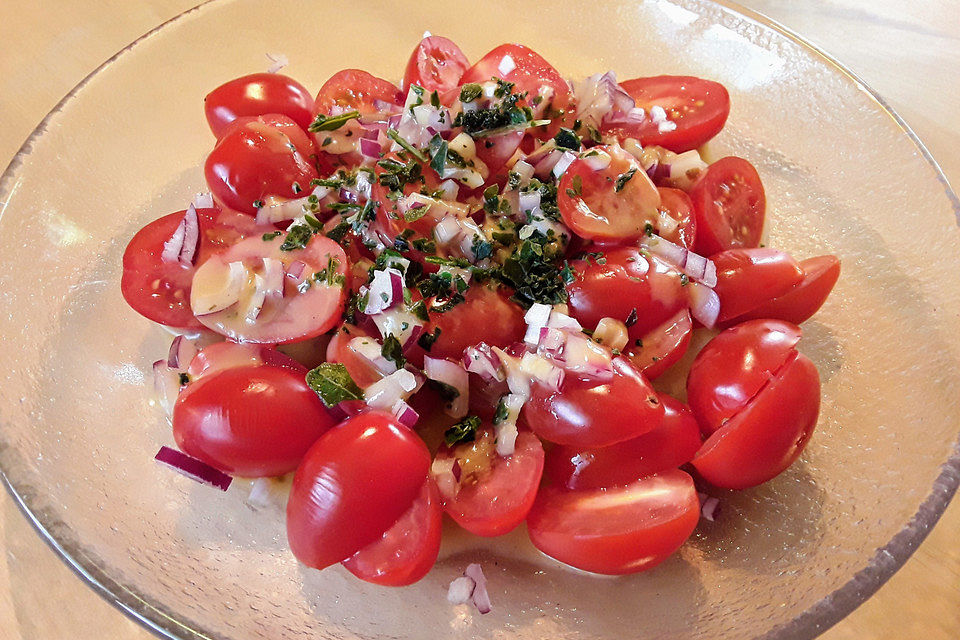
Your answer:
[1,1,958,639]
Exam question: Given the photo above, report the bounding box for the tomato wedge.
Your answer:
[204,73,315,138]
[623,308,693,380]
[314,69,401,114]
[656,187,697,249]
[424,284,527,360]
[402,36,469,93]
[689,156,765,256]
[734,254,841,325]
[712,248,804,322]
[186,341,303,380]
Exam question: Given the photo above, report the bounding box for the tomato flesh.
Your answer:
[735,254,841,325]
[314,69,401,114]
[424,285,527,360]
[712,248,804,322]
[689,156,765,256]
[204,73,315,138]
[624,308,693,380]
[656,187,697,249]
[402,36,469,93]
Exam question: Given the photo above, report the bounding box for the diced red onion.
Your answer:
[424,356,469,418]
[701,495,720,521]
[447,576,476,605]
[192,260,247,316]
[546,310,583,333]
[533,149,563,178]
[177,205,200,265]
[387,114,402,128]
[582,150,612,171]
[359,136,382,158]
[192,192,214,209]
[166,335,198,369]
[561,335,614,380]
[286,260,306,281]
[517,190,542,215]
[160,216,186,263]
[339,187,359,204]
[374,98,399,113]
[461,343,504,382]
[391,400,420,427]
[438,179,459,201]
[463,563,492,614]
[363,268,403,314]
[349,336,397,374]
[552,151,578,178]
[646,161,672,182]
[261,258,285,298]
[688,282,721,328]
[538,326,566,357]
[264,52,288,74]
[154,446,232,491]
[498,54,516,76]
[495,420,519,456]
[403,324,424,350]
[641,234,717,287]
[433,216,462,245]
[243,274,268,322]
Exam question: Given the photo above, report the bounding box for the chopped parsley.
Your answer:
[178,372,190,386]
[493,396,509,425]
[380,334,406,369]
[498,236,570,308]
[565,175,583,198]
[262,231,282,241]
[305,363,363,406]
[308,110,360,132]
[417,327,441,351]
[280,224,313,251]
[427,133,448,175]
[615,168,638,193]
[387,128,427,163]
[459,83,483,103]
[377,157,423,193]
[554,128,581,151]
[444,415,481,447]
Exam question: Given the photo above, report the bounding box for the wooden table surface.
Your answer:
[1,1,957,638]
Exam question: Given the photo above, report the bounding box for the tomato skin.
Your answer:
[341,480,442,586]
[286,412,430,570]
[402,36,469,93]
[187,341,304,380]
[734,255,841,325]
[686,319,801,436]
[693,350,820,489]
[527,469,700,575]
[172,362,334,477]
[656,187,697,249]
[689,156,765,256]
[314,69,401,114]
[545,394,702,490]
[204,115,319,215]
[608,76,730,153]
[523,357,664,448]
[204,73,315,138]
[712,248,804,322]
[425,285,527,360]
[566,247,688,339]
[624,309,693,380]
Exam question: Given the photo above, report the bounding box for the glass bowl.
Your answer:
[1,0,958,638]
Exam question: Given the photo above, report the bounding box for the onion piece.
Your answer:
[153,359,183,417]
[364,368,418,409]
[447,576,476,605]
[434,216,462,245]
[391,400,420,427]
[552,150,578,178]
[561,335,614,379]
[348,336,397,374]
[581,149,612,171]
[243,274,268,322]
[178,205,200,265]
[462,343,505,382]
[363,268,403,315]
[463,563,492,614]
[688,282,721,329]
[192,192,214,209]
[265,52,288,74]
[424,356,469,418]
[640,234,717,288]
[166,335,198,369]
[261,258,285,298]
[359,137,381,158]
[191,260,247,316]
[154,446,232,491]
[701,495,720,522]
[592,317,629,351]
[286,260,306,281]
[160,216,186,263]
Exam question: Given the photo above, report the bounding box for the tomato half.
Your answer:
[689,156,765,256]
[623,308,692,380]
[735,254,841,325]
[286,412,430,570]
[314,69,401,114]
[186,341,303,380]
[172,358,334,477]
[545,394,702,490]
[204,73,315,138]
[656,187,697,249]
[527,469,700,574]
[402,36,469,93]
[326,323,383,389]
[523,357,664,448]
[608,76,730,153]
[341,480,442,586]
[711,248,804,322]
[424,284,527,360]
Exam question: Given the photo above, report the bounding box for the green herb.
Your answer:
[492,230,515,245]
[430,379,461,404]
[305,363,363,406]
[308,110,360,132]
[680,273,690,286]
[554,128,581,151]
[586,124,602,144]
[615,168,637,193]
[262,231,282,241]
[644,222,655,236]
[444,415,481,447]
[634,338,643,347]
[471,235,494,261]
[380,334,406,368]
[377,157,423,193]
[313,257,344,287]
[459,83,483,103]
[411,237,437,253]
[325,220,350,243]
[565,174,583,198]
[430,90,441,109]
[178,372,190,386]
[493,396,509,425]
[252,199,264,209]
[498,236,569,308]
[311,177,344,189]
[329,202,363,213]
[322,137,333,146]
[404,204,430,222]
[409,300,430,322]
[427,133,448,175]
[417,327,441,351]
[624,308,638,327]
[387,128,427,162]
[280,224,313,251]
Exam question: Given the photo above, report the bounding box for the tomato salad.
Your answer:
[125,36,840,591]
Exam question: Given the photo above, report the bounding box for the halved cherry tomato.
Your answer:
[608,76,730,153]
[623,308,692,380]
[286,412,430,570]
[689,156,765,256]
[173,355,334,477]
[314,69,401,114]
[474,130,525,178]
[326,323,383,389]
[433,429,544,537]
[424,284,527,360]
[523,357,664,448]
[186,341,303,380]
[204,73,315,138]
[693,350,820,489]
[204,114,319,215]
[656,187,696,249]
[191,232,347,344]
[712,248,804,322]
[527,469,700,574]
[545,394,701,490]
[402,36,469,93]
[686,319,801,436]
[735,255,841,325]
[341,480,442,586]
[558,145,660,242]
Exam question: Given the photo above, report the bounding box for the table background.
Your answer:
[0,1,957,638]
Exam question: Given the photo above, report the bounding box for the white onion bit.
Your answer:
[463,563,492,614]
[447,576,476,605]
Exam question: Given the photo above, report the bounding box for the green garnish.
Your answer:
[305,363,363,406]
[387,128,427,163]
[380,334,406,369]
[444,415,481,447]
[280,224,313,251]
[308,110,360,132]
[615,168,638,193]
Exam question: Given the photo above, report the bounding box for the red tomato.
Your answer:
[712,248,804,322]
[689,156,765,256]
[433,429,544,537]
[191,232,348,344]
[735,255,841,325]
[527,469,700,574]
[286,412,430,570]
[341,480,442,586]
[402,36,469,93]
[608,76,730,153]
[623,309,692,380]
[558,145,660,242]
[424,284,527,360]
[545,394,702,490]
[204,73,315,138]
[186,341,303,380]
[523,357,664,448]
[326,323,383,389]
[204,115,319,215]
[314,69,401,114]
[566,247,688,338]
[686,319,802,436]
[656,187,696,249]
[474,130,525,178]
[172,359,334,477]
[693,350,820,489]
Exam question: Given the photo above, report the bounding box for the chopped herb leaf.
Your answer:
[554,127,581,151]
[444,415,481,446]
[493,396,509,424]
[305,362,363,406]
[418,326,441,351]
[178,372,190,386]
[615,168,638,193]
[387,128,427,162]
[380,334,406,368]
[262,231,282,241]
[459,83,483,103]
[280,224,313,251]
[565,174,583,197]
[428,133,448,175]
[308,110,360,132]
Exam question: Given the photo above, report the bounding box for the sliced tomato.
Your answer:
[423,284,527,360]
[712,248,804,322]
[474,130,525,178]
[689,156,765,256]
[433,429,544,537]
[204,73,315,138]
[523,357,664,448]
[314,69,401,114]
[191,232,347,344]
[607,76,730,153]
[187,341,304,380]
[341,480,442,586]
[624,309,692,380]
[734,255,841,325]
[527,469,700,574]
[656,187,696,249]
[402,36,469,93]
[558,144,660,242]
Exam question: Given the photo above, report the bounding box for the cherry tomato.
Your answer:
[623,309,692,380]
[523,357,664,448]
[204,73,315,138]
[424,284,527,360]
[186,341,303,380]
[341,480,442,586]
[608,76,730,153]
[686,319,801,436]
[566,247,688,338]
[557,145,660,242]
[693,350,820,489]
[172,358,334,477]
[474,130,525,178]
[191,232,348,344]
[545,394,701,490]
[286,412,430,570]
[735,255,841,325]
[433,429,544,537]
[314,69,401,114]
[689,156,765,256]
[204,115,319,215]
[402,36,469,93]
[527,469,700,574]
[711,248,804,323]
[326,323,383,388]
[656,187,697,249]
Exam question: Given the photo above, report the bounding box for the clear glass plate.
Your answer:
[1,0,958,638]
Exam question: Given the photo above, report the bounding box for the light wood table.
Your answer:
[1,1,957,638]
